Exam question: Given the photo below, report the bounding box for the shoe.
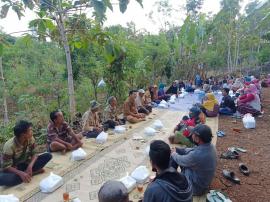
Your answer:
[217,130,225,137]
[222,170,240,184]
[239,163,250,176]
[220,150,240,159]
[228,147,247,153]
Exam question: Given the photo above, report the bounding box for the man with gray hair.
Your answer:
[98,180,129,202]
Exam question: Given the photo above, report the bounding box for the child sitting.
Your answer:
[169,106,204,146]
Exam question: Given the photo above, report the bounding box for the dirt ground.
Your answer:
[210,88,270,202]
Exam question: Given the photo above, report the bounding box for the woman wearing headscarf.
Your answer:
[200,93,219,117]
[158,83,170,101]
[237,84,261,116]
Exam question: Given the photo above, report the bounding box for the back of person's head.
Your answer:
[192,124,213,143]
[223,88,230,94]
[149,140,171,170]
[98,180,128,202]
[50,110,60,122]
[14,120,33,138]
[129,90,137,96]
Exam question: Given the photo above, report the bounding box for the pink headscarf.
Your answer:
[245,84,258,94]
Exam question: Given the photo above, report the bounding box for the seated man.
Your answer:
[98,180,129,202]
[0,120,52,186]
[135,89,152,115]
[219,88,236,115]
[123,90,145,123]
[171,124,217,196]
[47,110,83,153]
[82,100,104,138]
[144,140,192,202]
[103,96,126,129]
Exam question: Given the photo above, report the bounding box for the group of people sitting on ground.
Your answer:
[98,124,217,202]
[0,73,266,201]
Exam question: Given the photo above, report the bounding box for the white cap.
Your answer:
[138,89,145,93]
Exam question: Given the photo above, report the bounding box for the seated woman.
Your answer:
[0,120,52,186]
[149,85,161,104]
[237,84,262,116]
[168,106,205,146]
[200,93,219,117]
[158,83,170,101]
[166,80,178,95]
[82,100,104,138]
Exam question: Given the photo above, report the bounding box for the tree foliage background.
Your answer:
[0,0,270,145]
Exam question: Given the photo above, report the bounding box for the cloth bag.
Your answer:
[40,172,63,193]
[71,148,87,161]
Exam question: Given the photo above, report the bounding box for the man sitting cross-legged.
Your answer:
[123,90,145,123]
[144,140,192,202]
[103,96,126,129]
[170,124,217,196]
[0,120,52,186]
[47,110,83,153]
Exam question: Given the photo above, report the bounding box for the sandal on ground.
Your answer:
[222,170,240,184]
[207,190,232,202]
[239,163,250,176]
[220,150,240,159]
[216,130,225,137]
[228,147,247,153]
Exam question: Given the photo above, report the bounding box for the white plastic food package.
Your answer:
[131,166,150,183]
[119,176,136,192]
[169,99,175,104]
[96,131,108,144]
[97,79,106,87]
[242,114,256,129]
[158,103,168,109]
[114,126,126,134]
[72,198,82,202]
[39,172,63,193]
[0,195,19,202]
[145,145,150,155]
[144,127,156,136]
[153,120,164,130]
[194,89,201,94]
[71,148,87,161]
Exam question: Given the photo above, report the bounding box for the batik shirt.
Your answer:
[2,137,36,169]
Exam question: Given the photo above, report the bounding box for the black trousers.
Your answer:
[0,152,52,186]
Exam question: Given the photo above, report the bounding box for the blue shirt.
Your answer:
[171,143,217,195]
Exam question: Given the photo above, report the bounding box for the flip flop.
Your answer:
[239,163,250,176]
[220,150,239,159]
[222,170,240,184]
[228,147,247,153]
[217,130,225,137]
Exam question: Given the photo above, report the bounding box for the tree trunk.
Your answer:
[55,13,76,120]
[0,57,9,125]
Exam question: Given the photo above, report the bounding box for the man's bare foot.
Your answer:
[33,168,45,176]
